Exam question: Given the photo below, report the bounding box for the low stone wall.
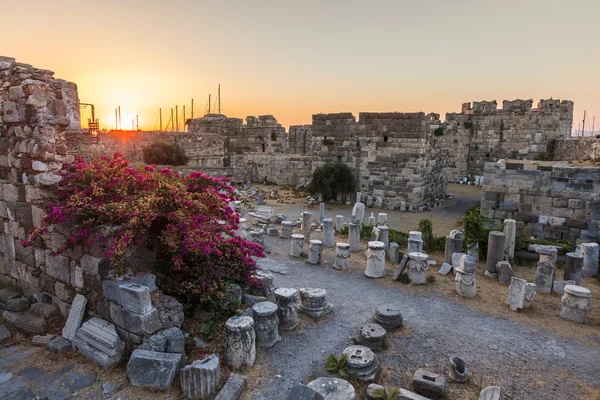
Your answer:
[554,137,600,162]
[481,160,600,242]
[230,154,312,186]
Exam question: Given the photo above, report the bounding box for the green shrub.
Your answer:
[463,121,473,129]
[325,354,349,378]
[418,219,434,251]
[434,127,444,136]
[389,228,408,248]
[371,387,400,400]
[142,141,188,165]
[459,205,493,258]
[534,152,553,161]
[307,162,356,201]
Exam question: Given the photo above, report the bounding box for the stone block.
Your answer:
[215,374,247,400]
[127,349,182,390]
[553,280,575,295]
[180,354,220,400]
[45,251,70,283]
[32,334,55,346]
[139,327,185,354]
[0,324,11,344]
[3,311,46,335]
[119,282,153,315]
[548,217,566,226]
[62,294,87,340]
[6,297,29,312]
[80,254,105,276]
[102,280,126,304]
[412,369,446,399]
[155,294,184,329]
[130,273,157,292]
[73,317,125,370]
[109,302,162,336]
[54,281,75,302]
[47,336,73,354]
[287,384,324,400]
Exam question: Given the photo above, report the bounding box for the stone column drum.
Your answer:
[290,234,305,257]
[377,226,389,256]
[252,302,281,348]
[407,252,429,285]
[455,255,476,298]
[180,354,220,400]
[225,316,256,369]
[408,231,423,253]
[249,229,265,246]
[301,212,311,239]
[564,252,584,285]
[560,285,591,324]
[365,241,386,278]
[389,242,400,264]
[503,219,516,259]
[335,215,344,232]
[298,288,333,318]
[307,240,323,265]
[536,245,558,265]
[368,213,376,227]
[280,221,293,239]
[349,223,360,252]
[274,288,300,331]
[377,213,387,225]
[239,218,248,230]
[333,242,351,270]
[322,218,335,248]
[352,202,365,224]
[581,242,600,277]
[485,231,505,279]
[319,203,325,223]
[444,230,464,264]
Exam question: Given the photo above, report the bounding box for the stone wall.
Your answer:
[481,160,600,243]
[439,99,573,181]
[554,137,600,162]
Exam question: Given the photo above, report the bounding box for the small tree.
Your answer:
[418,219,433,251]
[308,162,356,201]
[142,142,189,165]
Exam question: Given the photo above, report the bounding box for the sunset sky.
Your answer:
[3,0,599,133]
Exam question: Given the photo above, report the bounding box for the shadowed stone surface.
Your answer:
[413,369,446,399]
[307,378,356,400]
[127,349,182,390]
[62,294,86,340]
[215,373,246,400]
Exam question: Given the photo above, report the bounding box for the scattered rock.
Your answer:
[69,373,97,390]
[31,334,55,347]
[6,297,29,312]
[412,369,446,399]
[288,383,324,400]
[0,325,11,344]
[47,336,73,354]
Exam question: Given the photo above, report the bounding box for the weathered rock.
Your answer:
[249,229,265,246]
[225,316,256,369]
[448,356,469,383]
[215,373,246,400]
[533,261,555,293]
[581,242,599,277]
[485,231,505,279]
[155,294,184,329]
[535,245,558,265]
[335,215,344,232]
[496,261,514,285]
[119,282,153,315]
[274,288,299,331]
[564,252,584,285]
[307,240,323,265]
[321,218,335,248]
[389,242,400,264]
[127,349,182,390]
[407,231,423,253]
[288,383,324,400]
[392,253,409,280]
[62,294,87,340]
[31,334,55,346]
[109,302,162,336]
[180,354,220,400]
[47,336,73,354]
[139,327,185,354]
[352,202,365,224]
[438,263,452,275]
[506,277,536,312]
[342,345,379,382]
[366,384,384,400]
[560,285,591,324]
[252,301,281,348]
[407,252,429,285]
[377,226,389,256]
[30,302,59,322]
[301,212,312,238]
[333,243,350,271]
[298,288,333,318]
[372,304,403,330]
[348,223,360,252]
[3,311,46,335]
[5,297,29,312]
[451,252,466,272]
[307,377,357,400]
[250,269,276,296]
[0,288,19,309]
[0,324,11,344]
[290,234,305,257]
[413,369,446,399]
[553,280,575,295]
[365,241,386,278]
[354,323,386,351]
[73,318,124,370]
[479,386,501,400]
[281,221,294,239]
[444,230,464,264]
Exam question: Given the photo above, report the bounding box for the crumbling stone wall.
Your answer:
[230,154,312,185]
[439,99,573,180]
[554,137,600,162]
[481,160,600,242]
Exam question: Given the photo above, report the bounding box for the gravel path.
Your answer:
[249,237,600,400]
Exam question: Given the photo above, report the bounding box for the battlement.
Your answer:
[460,99,573,116]
[0,55,15,64]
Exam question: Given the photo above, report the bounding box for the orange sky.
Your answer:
[3,0,599,133]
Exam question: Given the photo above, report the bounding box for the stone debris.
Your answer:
[389,242,400,264]
[225,316,256,369]
[0,325,11,344]
[321,218,334,248]
[377,226,389,256]
[367,213,376,227]
[553,280,575,295]
[365,241,386,278]
[290,234,305,257]
[30,302,60,323]
[287,383,324,400]
[533,261,555,293]
[407,231,423,253]
[479,386,501,400]
[485,231,505,279]
[560,285,591,324]
[333,243,350,271]
[503,219,516,259]
[581,242,599,277]
[319,203,325,224]
[0,289,19,311]
[506,277,536,312]
[154,294,184,329]
[180,354,220,400]
[298,288,333,318]
[139,327,185,354]
[127,349,182,390]
[366,384,383,400]
[274,288,300,331]
[407,252,429,285]
[3,311,46,335]
[5,297,29,312]
[215,373,247,400]
[250,270,277,297]
[47,336,72,354]
[335,215,344,232]
[72,318,124,370]
[564,252,583,285]
[281,221,294,239]
[377,213,387,225]
[301,212,312,238]
[342,345,379,382]
[348,223,360,252]
[451,252,466,273]
[119,282,153,315]
[370,227,380,242]
[352,201,365,225]
[307,240,323,265]
[392,253,409,280]
[252,301,281,348]
[306,377,357,399]
[438,263,452,275]
[109,301,162,336]
[372,304,403,330]
[62,294,87,340]
[354,323,386,351]
[455,255,477,298]
[249,229,265,246]
[448,356,469,383]
[31,334,55,347]
[535,245,558,265]
[444,229,464,265]
[412,369,446,399]
[496,261,514,285]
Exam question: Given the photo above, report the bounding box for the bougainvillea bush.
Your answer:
[23,153,264,309]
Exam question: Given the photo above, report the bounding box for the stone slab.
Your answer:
[0,324,11,344]
[47,336,73,354]
[127,349,182,390]
[62,294,87,340]
[118,282,153,315]
[3,311,46,335]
